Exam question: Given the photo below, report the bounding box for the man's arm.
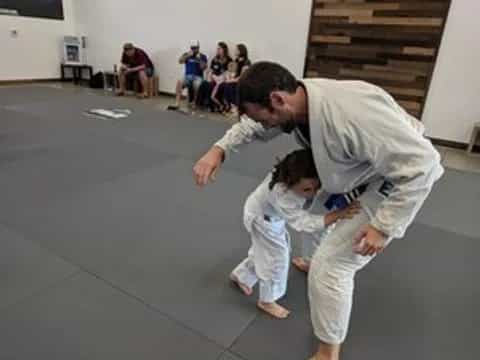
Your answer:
[215,116,281,155]
[193,116,282,186]
[128,64,146,72]
[179,52,191,64]
[200,55,208,71]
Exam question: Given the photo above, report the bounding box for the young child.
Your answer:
[225,61,237,81]
[230,149,360,319]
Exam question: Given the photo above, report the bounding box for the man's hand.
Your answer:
[353,224,387,256]
[193,146,225,187]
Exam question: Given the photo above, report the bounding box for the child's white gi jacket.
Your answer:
[244,173,326,234]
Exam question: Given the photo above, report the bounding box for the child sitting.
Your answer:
[230,149,360,319]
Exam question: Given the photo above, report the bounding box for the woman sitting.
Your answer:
[216,43,251,115]
[196,42,232,111]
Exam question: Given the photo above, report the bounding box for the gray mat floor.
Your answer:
[1,85,479,360]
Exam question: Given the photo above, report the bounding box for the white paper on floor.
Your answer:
[85,109,132,120]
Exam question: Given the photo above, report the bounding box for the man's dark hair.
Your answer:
[269,149,319,190]
[123,42,134,51]
[237,61,298,114]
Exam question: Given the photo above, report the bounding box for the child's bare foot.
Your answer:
[292,256,310,273]
[257,301,290,319]
[229,274,253,296]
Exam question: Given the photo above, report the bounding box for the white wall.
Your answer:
[3,0,474,143]
[73,0,312,93]
[0,0,76,81]
[422,1,480,143]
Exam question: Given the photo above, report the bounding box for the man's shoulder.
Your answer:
[302,77,373,91]
[303,78,385,109]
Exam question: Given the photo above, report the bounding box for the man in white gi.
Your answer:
[193,62,444,360]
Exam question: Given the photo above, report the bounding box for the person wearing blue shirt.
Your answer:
[168,40,208,110]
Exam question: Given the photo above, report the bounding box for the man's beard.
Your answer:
[280,119,296,133]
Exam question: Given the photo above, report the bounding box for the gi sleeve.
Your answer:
[215,116,283,156]
[270,186,326,233]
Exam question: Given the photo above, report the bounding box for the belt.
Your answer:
[324,184,368,211]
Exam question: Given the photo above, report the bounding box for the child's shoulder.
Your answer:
[266,177,304,203]
[258,173,286,195]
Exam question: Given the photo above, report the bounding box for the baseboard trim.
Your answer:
[0,78,61,85]
[159,91,175,97]
[429,137,468,150]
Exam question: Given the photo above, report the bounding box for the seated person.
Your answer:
[210,42,233,111]
[217,43,251,115]
[117,43,154,98]
[168,41,208,110]
[196,41,232,111]
[211,61,236,111]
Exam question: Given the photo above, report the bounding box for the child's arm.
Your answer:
[272,190,361,233]
[271,190,325,233]
[324,201,362,227]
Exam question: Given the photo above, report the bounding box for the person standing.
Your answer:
[230,149,361,319]
[193,62,444,360]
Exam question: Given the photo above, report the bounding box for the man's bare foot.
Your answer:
[309,341,341,360]
[137,92,149,99]
[309,352,338,360]
[292,257,310,273]
[229,274,253,296]
[257,301,290,319]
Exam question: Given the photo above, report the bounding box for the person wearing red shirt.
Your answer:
[117,43,154,98]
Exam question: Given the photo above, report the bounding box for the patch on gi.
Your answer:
[378,181,394,197]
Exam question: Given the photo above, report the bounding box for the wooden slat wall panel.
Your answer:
[305,0,451,117]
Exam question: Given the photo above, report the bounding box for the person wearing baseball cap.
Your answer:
[168,41,208,110]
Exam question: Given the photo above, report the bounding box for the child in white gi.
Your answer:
[230,149,360,319]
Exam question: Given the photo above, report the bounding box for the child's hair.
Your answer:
[269,149,319,190]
